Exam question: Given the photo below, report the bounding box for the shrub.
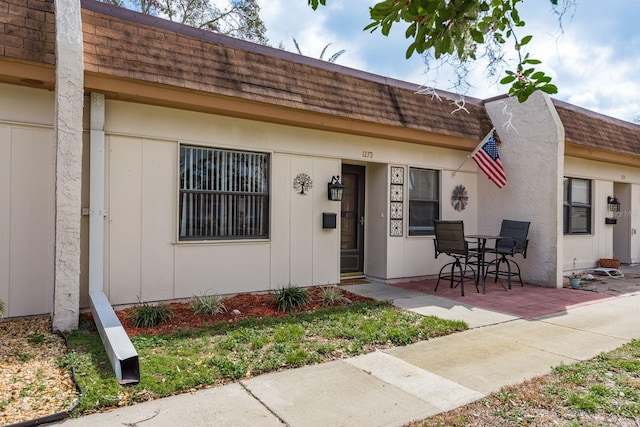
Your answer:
[0,298,4,319]
[190,292,227,315]
[129,302,174,328]
[273,285,310,311]
[319,286,351,306]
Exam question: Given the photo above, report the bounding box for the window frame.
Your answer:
[408,167,440,236]
[178,144,270,241]
[563,176,592,235]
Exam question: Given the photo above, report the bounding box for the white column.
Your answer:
[484,92,565,287]
[53,0,84,331]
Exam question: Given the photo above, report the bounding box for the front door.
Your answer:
[340,164,365,274]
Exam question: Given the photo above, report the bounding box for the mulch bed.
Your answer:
[0,317,79,426]
[88,286,374,337]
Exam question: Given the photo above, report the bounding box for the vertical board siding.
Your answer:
[6,127,55,317]
[140,139,176,302]
[108,136,143,305]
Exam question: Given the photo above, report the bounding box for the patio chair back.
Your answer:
[433,220,468,257]
[496,220,530,257]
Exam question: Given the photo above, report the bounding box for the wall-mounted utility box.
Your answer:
[605,217,617,225]
[323,212,337,229]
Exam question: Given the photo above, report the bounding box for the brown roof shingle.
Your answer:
[80,0,493,142]
[3,0,640,160]
[553,99,640,157]
[0,0,54,64]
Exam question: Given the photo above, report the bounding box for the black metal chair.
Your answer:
[433,220,479,296]
[485,220,530,289]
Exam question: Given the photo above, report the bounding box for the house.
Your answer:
[2,0,640,334]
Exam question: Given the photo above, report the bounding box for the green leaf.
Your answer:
[519,35,533,46]
[363,22,379,32]
[530,71,545,80]
[406,43,416,59]
[406,22,417,38]
[470,28,484,44]
[522,58,542,65]
[307,0,325,10]
[540,84,558,94]
[500,75,517,84]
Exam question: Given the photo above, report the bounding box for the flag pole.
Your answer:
[452,127,495,176]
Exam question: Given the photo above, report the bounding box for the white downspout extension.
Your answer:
[89,94,105,292]
[89,93,139,384]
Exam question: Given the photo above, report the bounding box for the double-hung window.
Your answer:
[563,177,591,234]
[408,168,440,236]
[179,145,269,240]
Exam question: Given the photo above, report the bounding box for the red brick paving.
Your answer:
[391,278,616,319]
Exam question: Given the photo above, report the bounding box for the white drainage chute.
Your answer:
[89,93,139,384]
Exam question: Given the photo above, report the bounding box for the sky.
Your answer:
[259,0,640,123]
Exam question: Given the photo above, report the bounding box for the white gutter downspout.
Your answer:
[89,93,139,384]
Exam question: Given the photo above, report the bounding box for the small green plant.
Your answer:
[129,302,174,328]
[319,286,351,306]
[273,285,310,311]
[27,332,46,346]
[0,297,5,319]
[190,292,227,315]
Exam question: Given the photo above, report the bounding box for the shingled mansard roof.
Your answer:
[1,0,640,161]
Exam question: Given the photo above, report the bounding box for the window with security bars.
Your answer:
[179,145,269,240]
[563,177,591,235]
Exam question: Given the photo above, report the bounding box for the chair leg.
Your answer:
[487,256,509,291]
[435,261,455,292]
[449,261,457,289]
[456,260,465,296]
[508,259,524,286]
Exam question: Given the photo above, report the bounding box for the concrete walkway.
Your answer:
[53,283,640,427]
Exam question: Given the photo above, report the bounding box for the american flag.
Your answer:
[471,132,506,188]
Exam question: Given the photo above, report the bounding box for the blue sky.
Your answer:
[260,1,640,123]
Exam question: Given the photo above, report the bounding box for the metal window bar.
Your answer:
[179,146,269,239]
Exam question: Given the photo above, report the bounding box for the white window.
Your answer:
[408,168,440,236]
[563,177,591,235]
[179,145,269,240]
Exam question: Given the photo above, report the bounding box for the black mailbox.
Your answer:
[605,217,617,225]
[323,213,337,229]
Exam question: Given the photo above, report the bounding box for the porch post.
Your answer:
[52,0,84,331]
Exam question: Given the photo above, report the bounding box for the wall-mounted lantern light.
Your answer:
[328,176,345,201]
[607,196,621,212]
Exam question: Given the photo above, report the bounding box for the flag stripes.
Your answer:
[471,133,506,188]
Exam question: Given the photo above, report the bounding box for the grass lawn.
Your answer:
[64,300,467,414]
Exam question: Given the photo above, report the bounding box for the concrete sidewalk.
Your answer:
[53,283,640,427]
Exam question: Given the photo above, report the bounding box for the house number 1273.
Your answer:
[362,151,374,158]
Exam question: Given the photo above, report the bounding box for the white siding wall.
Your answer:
[99,100,485,303]
[102,101,346,302]
[563,156,640,270]
[0,84,56,317]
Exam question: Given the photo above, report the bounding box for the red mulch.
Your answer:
[82,287,373,337]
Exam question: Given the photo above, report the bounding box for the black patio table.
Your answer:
[465,234,508,294]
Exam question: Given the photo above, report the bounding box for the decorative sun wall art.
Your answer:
[451,184,468,212]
